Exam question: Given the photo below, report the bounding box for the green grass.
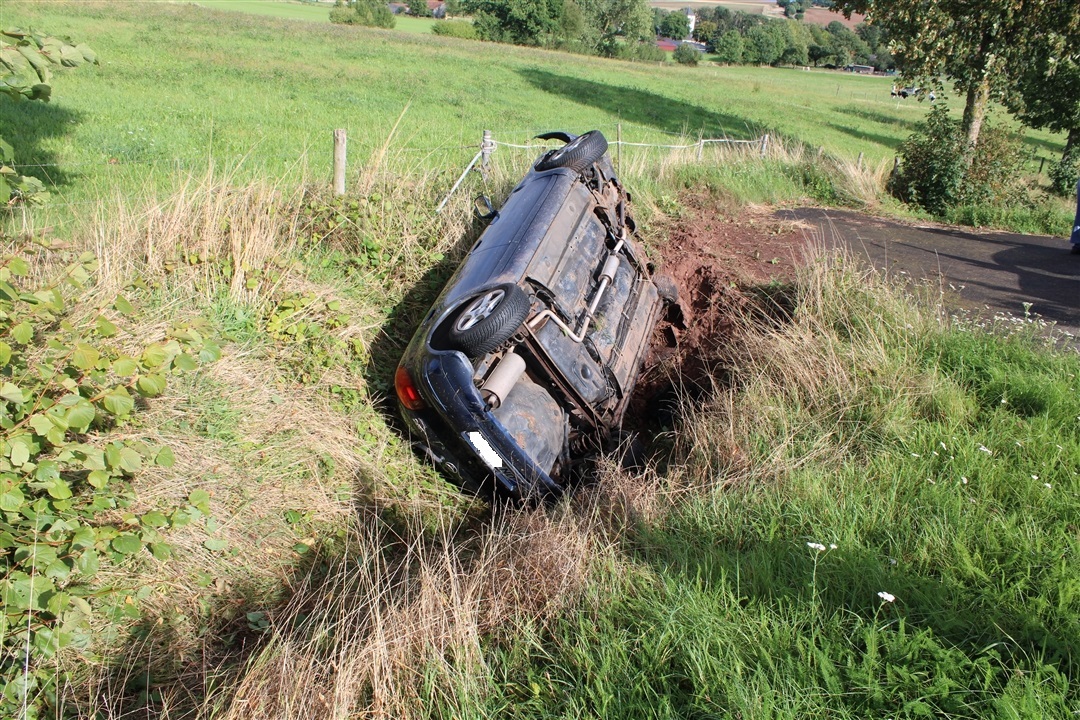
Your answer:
[2,1,1066,236]
[181,0,335,23]
[2,3,1078,717]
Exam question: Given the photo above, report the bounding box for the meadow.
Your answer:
[1,2,1078,718]
[4,0,1067,237]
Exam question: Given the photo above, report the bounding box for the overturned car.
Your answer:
[395,130,674,501]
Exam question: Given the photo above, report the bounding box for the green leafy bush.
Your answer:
[891,105,1027,216]
[615,42,666,63]
[329,0,395,29]
[0,244,219,718]
[432,20,478,39]
[1048,142,1080,198]
[673,44,702,66]
[1,28,98,206]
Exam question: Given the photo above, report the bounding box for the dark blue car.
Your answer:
[395,131,674,501]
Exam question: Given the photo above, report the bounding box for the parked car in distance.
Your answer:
[395,130,675,502]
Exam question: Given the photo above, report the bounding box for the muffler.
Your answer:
[480,351,526,409]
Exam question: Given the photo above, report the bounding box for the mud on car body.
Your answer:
[395,130,675,502]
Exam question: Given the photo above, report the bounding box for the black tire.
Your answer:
[653,272,679,305]
[446,283,531,357]
[534,130,609,174]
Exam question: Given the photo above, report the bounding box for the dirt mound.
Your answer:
[631,200,810,422]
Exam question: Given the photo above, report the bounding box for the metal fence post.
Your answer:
[480,130,494,180]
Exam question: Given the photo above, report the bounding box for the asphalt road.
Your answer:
[777,208,1080,339]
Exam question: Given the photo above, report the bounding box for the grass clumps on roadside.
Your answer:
[478,251,1079,719]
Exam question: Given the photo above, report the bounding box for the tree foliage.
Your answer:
[0,246,219,718]
[658,11,690,40]
[673,43,701,65]
[466,0,653,58]
[1006,36,1080,194]
[1,28,98,206]
[832,0,1080,152]
[329,0,396,29]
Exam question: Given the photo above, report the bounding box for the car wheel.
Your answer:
[446,283,531,357]
[653,273,679,305]
[534,130,609,173]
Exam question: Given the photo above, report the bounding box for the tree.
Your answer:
[745,22,785,65]
[1,28,98,205]
[468,0,562,45]
[577,0,654,56]
[693,20,716,44]
[408,0,433,16]
[711,29,744,64]
[1006,36,1080,194]
[330,0,396,28]
[832,0,1080,156]
[658,11,690,40]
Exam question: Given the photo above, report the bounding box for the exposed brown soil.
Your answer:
[630,199,810,422]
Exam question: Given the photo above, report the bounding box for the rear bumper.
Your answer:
[399,351,564,501]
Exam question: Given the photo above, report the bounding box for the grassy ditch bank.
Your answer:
[3,152,1077,716]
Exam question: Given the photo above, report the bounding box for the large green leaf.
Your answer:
[110,533,142,555]
[101,387,134,416]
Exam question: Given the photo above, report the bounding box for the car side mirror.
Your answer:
[473,195,497,221]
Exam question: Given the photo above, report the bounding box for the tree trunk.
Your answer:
[1063,126,1080,159]
[961,72,991,162]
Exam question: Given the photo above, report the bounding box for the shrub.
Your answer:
[330,0,395,28]
[673,43,702,66]
[0,244,219,718]
[615,42,666,63]
[891,105,1026,216]
[1048,141,1080,198]
[432,19,478,39]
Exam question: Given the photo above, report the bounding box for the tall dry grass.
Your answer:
[674,242,945,486]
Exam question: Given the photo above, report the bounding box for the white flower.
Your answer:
[829,543,838,550]
[807,542,826,552]
[961,476,968,484]
[1032,474,1039,480]
[940,442,947,450]
[911,453,921,457]
[1044,483,1052,489]
[978,445,992,454]
[877,591,896,603]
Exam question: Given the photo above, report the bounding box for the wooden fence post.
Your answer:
[857,152,864,170]
[760,134,769,159]
[333,129,346,196]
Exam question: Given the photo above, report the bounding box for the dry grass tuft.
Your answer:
[216,503,600,720]
[91,165,302,303]
[676,242,942,482]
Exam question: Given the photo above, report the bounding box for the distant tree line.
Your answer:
[463,0,664,61]
[686,7,892,70]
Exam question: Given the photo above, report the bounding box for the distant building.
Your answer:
[684,7,696,36]
[844,64,874,74]
[657,39,678,52]
[388,1,445,17]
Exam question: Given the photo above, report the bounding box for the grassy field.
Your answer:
[1,2,1078,718]
[2,1,1067,237]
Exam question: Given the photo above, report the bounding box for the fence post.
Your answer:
[480,130,494,180]
[857,152,864,170]
[760,134,769,159]
[697,136,704,161]
[1039,156,1046,174]
[332,129,347,196]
